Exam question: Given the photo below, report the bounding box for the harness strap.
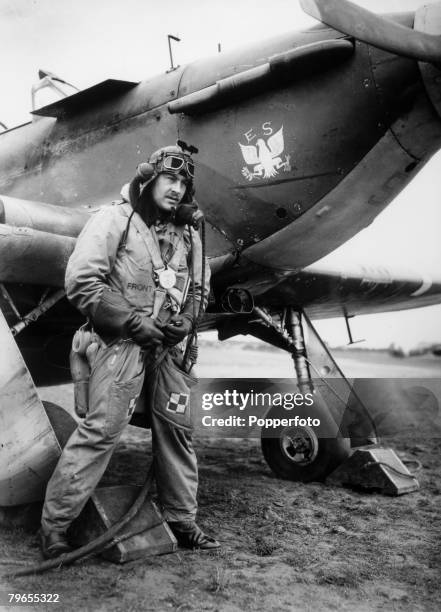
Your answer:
[119,204,186,319]
[121,204,185,273]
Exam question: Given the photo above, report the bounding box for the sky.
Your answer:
[0,0,440,350]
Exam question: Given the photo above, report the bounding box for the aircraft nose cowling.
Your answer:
[415,4,441,121]
[240,95,441,274]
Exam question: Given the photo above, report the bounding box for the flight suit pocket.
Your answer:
[150,352,197,432]
[105,369,145,437]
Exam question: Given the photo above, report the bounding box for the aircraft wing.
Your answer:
[255,259,441,320]
[206,258,441,351]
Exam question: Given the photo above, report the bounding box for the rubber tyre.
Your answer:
[261,403,351,482]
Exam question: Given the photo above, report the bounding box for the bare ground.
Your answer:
[1,347,440,611]
[1,428,440,611]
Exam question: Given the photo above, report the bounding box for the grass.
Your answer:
[207,564,231,594]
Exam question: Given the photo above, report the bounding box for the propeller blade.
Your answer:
[300,0,441,64]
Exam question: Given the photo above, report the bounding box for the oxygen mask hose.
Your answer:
[4,465,155,578]
[196,219,206,327]
[183,218,206,372]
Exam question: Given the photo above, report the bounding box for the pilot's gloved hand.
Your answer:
[127,314,164,347]
[163,314,193,346]
[91,288,133,338]
[91,289,165,347]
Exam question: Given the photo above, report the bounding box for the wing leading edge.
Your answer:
[260,260,441,319]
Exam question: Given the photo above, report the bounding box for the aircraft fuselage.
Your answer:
[0,15,439,268]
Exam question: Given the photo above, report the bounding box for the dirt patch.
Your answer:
[1,423,440,612]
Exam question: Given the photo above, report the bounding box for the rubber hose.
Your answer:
[197,220,206,327]
[183,220,206,369]
[5,465,154,578]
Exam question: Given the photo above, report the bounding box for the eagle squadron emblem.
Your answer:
[239,126,291,181]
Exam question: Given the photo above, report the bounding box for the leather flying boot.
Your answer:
[39,529,73,559]
[168,521,220,550]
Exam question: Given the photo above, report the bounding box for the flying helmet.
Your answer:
[136,143,196,203]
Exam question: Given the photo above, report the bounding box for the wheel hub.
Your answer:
[279,425,319,465]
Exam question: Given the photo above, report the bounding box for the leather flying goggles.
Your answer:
[158,154,195,179]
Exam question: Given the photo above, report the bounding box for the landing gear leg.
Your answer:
[258,307,351,482]
[285,308,312,392]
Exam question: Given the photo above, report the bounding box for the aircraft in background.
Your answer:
[1,0,441,506]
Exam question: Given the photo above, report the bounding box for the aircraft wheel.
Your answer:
[261,403,350,482]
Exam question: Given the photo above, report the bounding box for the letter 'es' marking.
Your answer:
[239,124,291,182]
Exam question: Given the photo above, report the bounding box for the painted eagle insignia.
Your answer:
[239,126,291,181]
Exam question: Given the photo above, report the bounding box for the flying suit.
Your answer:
[41,201,210,534]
